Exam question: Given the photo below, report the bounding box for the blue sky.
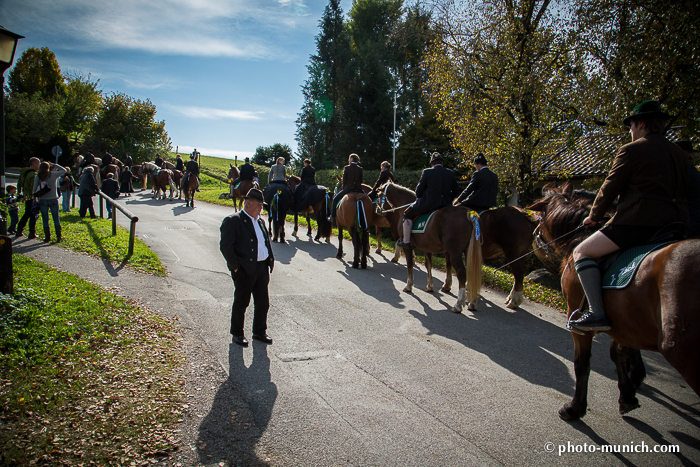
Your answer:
[0,0,332,160]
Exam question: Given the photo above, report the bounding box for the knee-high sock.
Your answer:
[403,219,413,243]
[575,257,605,315]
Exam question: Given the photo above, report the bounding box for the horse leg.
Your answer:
[559,332,594,421]
[351,228,360,269]
[425,253,434,293]
[361,229,368,269]
[403,248,414,293]
[279,218,286,243]
[610,342,642,415]
[391,246,401,263]
[307,213,314,239]
[451,252,468,313]
[336,225,344,259]
[441,254,453,293]
[293,212,299,236]
[505,259,526,309]
[375,225,382,253]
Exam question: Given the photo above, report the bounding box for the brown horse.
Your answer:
[228,165,258,212]
[140,162,175,200]
[100,164,120,187]
[528,185,700,420]
[287,175,333,243]
[380,182,535,309]
[183,174,199,207]
[397,204,483,313]
[335,192,373,269]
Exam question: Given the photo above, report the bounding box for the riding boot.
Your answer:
[396,219,413,248]
[570,257,611,332]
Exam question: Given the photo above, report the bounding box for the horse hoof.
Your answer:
[558,402,586,421]
[426,287,434,293]
[467,302,477,311]
[336,253,343,259]
[352,262,359,269]
[619,398,640,415]
[361,262,367,269]
[391,258,399,263]
[451,306,462,313]
[440,286,451,293]
[403,286,412,293]
[505,300,518,310]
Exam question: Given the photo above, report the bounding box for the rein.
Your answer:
[492,224,585,273]
[378,192,412,213]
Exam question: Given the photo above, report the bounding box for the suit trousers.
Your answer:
[230,260,270,336]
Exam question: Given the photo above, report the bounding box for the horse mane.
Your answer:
[383,181,415,196]
[531,191,596,257]
[288,175,300,183]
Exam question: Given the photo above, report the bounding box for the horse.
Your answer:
[287,175,333,243]
[130,165,148,190]
[228,165,258,212]
[75,155,102,187]
[380,182,535,309]
[139,162,176,200]
[264,183,293,242]
[100,164,120,187]
[528,182,700,420]
[183,173,199,207]
[335,191,373,269]
[397,203,483,313]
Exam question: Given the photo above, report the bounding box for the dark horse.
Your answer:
[528,183,700,420]
[335,191,373,269]
[264,183,293,242]
[228,165,258,212]
[287,175,333,243]
[183,174,199,207]
[381,182,534,309]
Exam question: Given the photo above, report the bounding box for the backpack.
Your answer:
[33,180,51,198]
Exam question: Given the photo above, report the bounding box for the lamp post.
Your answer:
[0,25,24,235]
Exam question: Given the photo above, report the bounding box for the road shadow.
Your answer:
[268,237,299,265]
[197,342,277,465]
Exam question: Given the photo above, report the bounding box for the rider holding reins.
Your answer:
[569,100,690,333]
[185,153,200,191]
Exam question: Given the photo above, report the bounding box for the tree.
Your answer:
[572,0,700,138]
[424,0,581,203]
[252,143,293,166]
[60,73,102,146]
[4,93,62,166]
[89,93,171,162]
[7,47,65,99]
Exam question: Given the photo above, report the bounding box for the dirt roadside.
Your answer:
[12,239,275,466]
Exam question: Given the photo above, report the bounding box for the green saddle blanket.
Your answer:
[601,242,671,289]
[233,180,241,189]
[411,211,437,234]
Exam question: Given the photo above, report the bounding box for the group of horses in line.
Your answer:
[76,155,200,207]
[236,172,700,421]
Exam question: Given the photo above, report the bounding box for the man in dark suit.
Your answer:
[455,153,498,212]
[570,100,689,332]
[329,153,363,223]
[232,157,256,186]
[220,188,275,347]
[396,152,461,248]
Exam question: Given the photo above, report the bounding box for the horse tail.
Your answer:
[465,217,483,305]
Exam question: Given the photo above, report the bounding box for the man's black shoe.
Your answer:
[253,333,273,344]
[233,335,249,347]
[396,241,411,248]
[570,310,611,332]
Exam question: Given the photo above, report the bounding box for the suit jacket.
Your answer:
[591,133,689,227]
[371,170,395,192]
[220,211,275,276]
[78,172,99,197]
[301,165,316,185]
[342,163,363,191]
[175,158,185,172]
[186,160,199,176]
[406,165,461,217]
[101,178,120,199]
[239,163,255,180]
[456,167,498,208]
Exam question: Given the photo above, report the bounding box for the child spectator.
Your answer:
[5,185,19,235]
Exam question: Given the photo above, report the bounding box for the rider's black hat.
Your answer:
[623,100,671,126]
[430,152,443,164]
[474,153,487,165]
[243,188,266,205]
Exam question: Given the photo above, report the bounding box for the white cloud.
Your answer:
[1,0,318,59]
[169,105,265,120]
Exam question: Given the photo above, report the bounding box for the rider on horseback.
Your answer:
[268,157,288,187]
[368,161,394,201]
[329,154,363,225]
[78,151,95,175]
[185,153,200,191]
[232,157,255,187]
[100,151,113,169]
[396,152,461,248]
[454,153,498,212]
[569,100,690,333]
[293,159,317,212]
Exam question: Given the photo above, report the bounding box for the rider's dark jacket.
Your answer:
[341,163,363,192]
[456,166,498,210]
[590,133,689,228]
[404,164,460,219]
[239,163,255,181]
[369,170,394,197]
[101,153,113,168]
[301,165,316,185]
[186,160,199,176]
[175,158,185,172]
[79,153,95,168]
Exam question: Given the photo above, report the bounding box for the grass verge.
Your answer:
[18,203,165,276]
[0,254,184,465]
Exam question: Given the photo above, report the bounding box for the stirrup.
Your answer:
[566,309,587,335]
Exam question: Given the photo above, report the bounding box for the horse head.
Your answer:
[228,165,239,181]
[288,175,300,191]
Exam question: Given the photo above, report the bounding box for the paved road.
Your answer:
[20,191,700,466]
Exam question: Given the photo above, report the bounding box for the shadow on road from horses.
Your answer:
[268,239,298,265]
[171,204,194,217]
[196,343,277,465]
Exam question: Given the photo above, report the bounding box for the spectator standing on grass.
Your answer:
[15,157,41,239]
[78,167,99,219]
[5,185,19,235]
[100,173,120,218]
[59,167,76,212]
[33,161,67,242]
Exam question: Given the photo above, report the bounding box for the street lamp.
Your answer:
[0,25,24,235]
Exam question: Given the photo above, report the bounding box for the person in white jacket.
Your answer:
[33,161,67,242]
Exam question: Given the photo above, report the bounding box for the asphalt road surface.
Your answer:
[35,190,700,465]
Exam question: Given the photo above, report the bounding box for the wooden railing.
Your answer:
[96,193,139,256]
